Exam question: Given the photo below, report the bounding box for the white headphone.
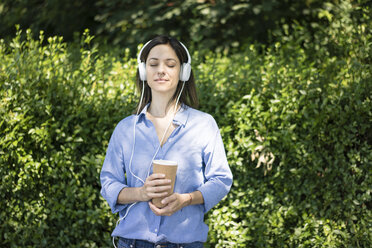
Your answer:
[137,39,192,82]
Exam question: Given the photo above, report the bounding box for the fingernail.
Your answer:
[167,179,171,183]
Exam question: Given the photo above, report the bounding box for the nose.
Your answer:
[157,63,166,75]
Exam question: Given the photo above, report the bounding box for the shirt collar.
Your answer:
[137,102,188,127]
[174,104,188,127]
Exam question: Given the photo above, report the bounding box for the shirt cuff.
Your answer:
[197,178,230,213]
[103,182,129,214]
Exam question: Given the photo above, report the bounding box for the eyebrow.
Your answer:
[148,58,177,62]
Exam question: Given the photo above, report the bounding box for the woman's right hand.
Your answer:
[140,173,172,202]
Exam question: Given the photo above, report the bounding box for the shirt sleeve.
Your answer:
[197,118,233,213]
[100,122,129,214]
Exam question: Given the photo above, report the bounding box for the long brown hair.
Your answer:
[134,35,199,113]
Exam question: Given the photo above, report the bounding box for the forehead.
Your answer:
[147,44,179,62]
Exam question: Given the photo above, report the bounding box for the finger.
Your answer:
[146,178,172,187]
[147,191,170,199]
[148,201,174,216]
[157,205,173,216]
[161,193,177,205]
[148,201,164,216]
[147,185,171,193]
[148,173,166,180]
[153,179,172,187]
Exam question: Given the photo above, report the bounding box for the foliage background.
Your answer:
[2,0,370,54]
[1,0,371,247]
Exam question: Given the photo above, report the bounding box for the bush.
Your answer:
[3,0,368,55]
[0,0,97,42]
[0,28,136,247]
[200,2,372,246]
[203,43,372,246]
[1,3,371,246]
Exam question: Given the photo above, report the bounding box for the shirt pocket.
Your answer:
[173,150,204,193]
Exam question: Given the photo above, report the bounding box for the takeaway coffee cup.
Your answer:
[151,159,178,208]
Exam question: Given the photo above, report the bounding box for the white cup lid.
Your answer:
[153,159,177,166]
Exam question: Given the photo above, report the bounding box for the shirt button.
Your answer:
[154,228,158,232]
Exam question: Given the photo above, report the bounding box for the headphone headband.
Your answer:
[137,40,152,64]
[179,42,192,65]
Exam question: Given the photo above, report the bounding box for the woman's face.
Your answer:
[146,44,181,96]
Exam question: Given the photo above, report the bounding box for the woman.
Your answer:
[100,35,233,248]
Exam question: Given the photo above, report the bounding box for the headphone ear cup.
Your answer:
[180,63,191,82]
[138,62,146,81]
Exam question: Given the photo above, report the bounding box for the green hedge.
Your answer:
[1,6,371,247]
[197,8,372,245]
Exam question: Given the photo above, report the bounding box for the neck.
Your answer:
[148,92,176,118]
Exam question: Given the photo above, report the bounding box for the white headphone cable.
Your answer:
[113,80,145,248]
[128,80,146,185]
[144,81,185,179]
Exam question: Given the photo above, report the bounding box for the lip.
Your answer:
[155,78,168,82]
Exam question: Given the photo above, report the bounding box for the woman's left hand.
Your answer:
[148,193,190,216]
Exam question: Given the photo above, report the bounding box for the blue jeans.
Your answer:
[118,237,204,248]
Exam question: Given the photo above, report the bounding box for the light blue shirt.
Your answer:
[100,103,233,243]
